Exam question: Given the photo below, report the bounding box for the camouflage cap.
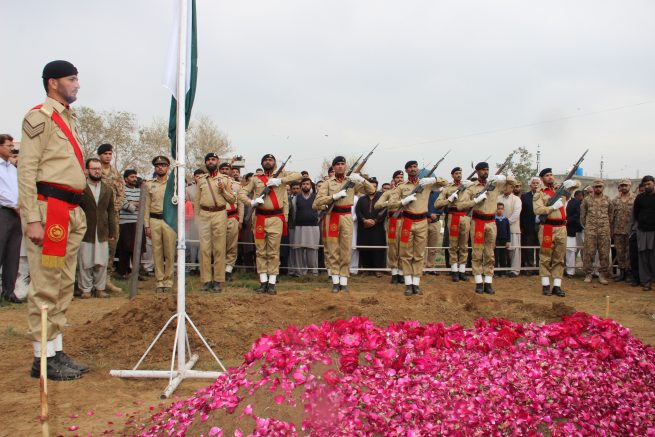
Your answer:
[618,179,632,186]
[592,179,604,187]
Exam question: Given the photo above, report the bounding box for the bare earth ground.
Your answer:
[0,272,654,436]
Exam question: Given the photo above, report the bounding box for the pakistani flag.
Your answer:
[162,0,198,232]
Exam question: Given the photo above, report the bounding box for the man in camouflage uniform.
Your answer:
[458,162,516,294]
[97,143,124,293]
[376,170,404,284]
[610,179,635,282]
[434,166,474,282]
[581,179,613,284]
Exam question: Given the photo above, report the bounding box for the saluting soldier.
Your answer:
[195,153,236,292]
[144,156,177,293]
[458,162,516,294]
[610,179,635,282]
[378,160,447,295]
[313,156,375,292]
[533,168,580,296]
[376,170,405,284]
[434,167,474,282]
[19,60,89,380]
[238,154,302,294]
[96,143,124,294]
[219,161,243,282]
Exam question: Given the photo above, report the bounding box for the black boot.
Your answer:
[201,282,213,291]
[55,351,89,373]
[404,285,413,296]
[475,283,484,294]
[412,285,423,295]
[267,284,277,295]
[31,357,82,381]
[255,282,268,293]
[390,275,399,284]
[331,284,340,293]
[484,283,495,295]
[212,282,222,293]
[452,272,460,282]
[542,285,552,296]
[552,286,566,297]
[459,273,468,282]
[226,271,233,282]
[614,270,625,282]
[340,285,349,292]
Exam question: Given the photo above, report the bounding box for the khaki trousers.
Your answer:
[470,220,496,277]
[387,219,402,270]
[538,225,567,279]
[325,214,353,277]
[400,219,428,276]
[447,214,470,266]
[198,210,227,283]
[226,217,239,268]
[424,220,442,269]
[254,216,284,275]
[150,217,176,288]
[26,201,86,342]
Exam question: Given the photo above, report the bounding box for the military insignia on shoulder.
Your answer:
[23,118,45,139]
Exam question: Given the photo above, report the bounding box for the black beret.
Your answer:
[152,156,170,166]
[218,162,231,170]
[392,170,404,178]
[475,162,489,170]
[405,160,418,169]
[97,143,113,155]
[332,156,346,166]
[123,169,137,179]
[451,166,462,175]
[539,168,553,178]
[42,60,78,80]
[204,152,219,162]
[261,154,275,165]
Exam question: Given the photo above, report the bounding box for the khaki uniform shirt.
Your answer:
[458,176,517,215]
[581,194,613,234]
[374,189,399,212]
[238,171,302,209]
[194,172,236,212]
[101,164,125,213]
[610,194,635,235]
[378,177,448,213]
[434,182,467,211]
[533,181,581,219]
[18,97,87,223]
[313,175,376,210]
[143,175,169,227]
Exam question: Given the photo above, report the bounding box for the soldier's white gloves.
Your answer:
[266,178,282,187]
[401,193,417,206]
[348,173,365,183]
[489,174,506,183]
[332,190,347,200]
[474,192,488,204]
[251,196,265,207]
[461,180,474,188]
[419,177,436,187]
[562,179,577,189]
[448,192,459,203]
[551,199,564,210]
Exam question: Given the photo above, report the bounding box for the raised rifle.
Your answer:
[318,143,378,222]
[248,154,292,224]
[453,154,492,195]
[470,151,515,204]
[392,149,450,218]
[538,148,588,222]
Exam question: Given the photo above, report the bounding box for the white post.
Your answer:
[175,0,188,372]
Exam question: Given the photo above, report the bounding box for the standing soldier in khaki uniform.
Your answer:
[376,170,405,284]
[314,156,375,292]
[458,162,516,294]
[377,160,447,295]
[238,154,301,294]
[20,60,89,380]
[532,168,580,296]
[434,167,474,282]
[610,179,635,282]
[144,156,177,292]
[581,180,613,284]
[219,161,243,282]
[96,143,124,293]
[194,153,236,292]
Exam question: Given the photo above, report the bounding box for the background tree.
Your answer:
[496,146,536,188]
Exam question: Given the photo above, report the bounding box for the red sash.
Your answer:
[326,206,352,241]
[449,211,465,238]
[227,203,239,221]
[254,175,287,240]
[544,187,566,220]
[32,104,84,268]
[472,216,494,248]
[387,212,398,240]
[541,224,554,252]
[400,213,427,245]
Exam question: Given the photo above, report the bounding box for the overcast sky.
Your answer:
[3,0,654,181]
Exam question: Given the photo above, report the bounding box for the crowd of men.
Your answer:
[2,59,655,381]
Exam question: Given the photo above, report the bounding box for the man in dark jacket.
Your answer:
[77,158,117,298]
[565,190,584,276]
[356,178,386,275]
[633,175,655,290]
[520,177,541,274]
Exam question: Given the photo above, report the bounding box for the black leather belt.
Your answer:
[448,207,458,212]
[256,208,283,216]
[473,212,495,221]
[403,211,427,220]
[150,212,164,220]
[545,219,567,226]
[227,210,238,218]
[201,205,226,212]
[332,205,352,213]
[37,183,83,205]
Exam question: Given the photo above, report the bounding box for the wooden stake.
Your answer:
[40,305,49,437]
[605,295,610,319]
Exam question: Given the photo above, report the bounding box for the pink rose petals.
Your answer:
[137,313,655,436]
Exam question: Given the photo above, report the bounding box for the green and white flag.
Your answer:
[162,0,198,232]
